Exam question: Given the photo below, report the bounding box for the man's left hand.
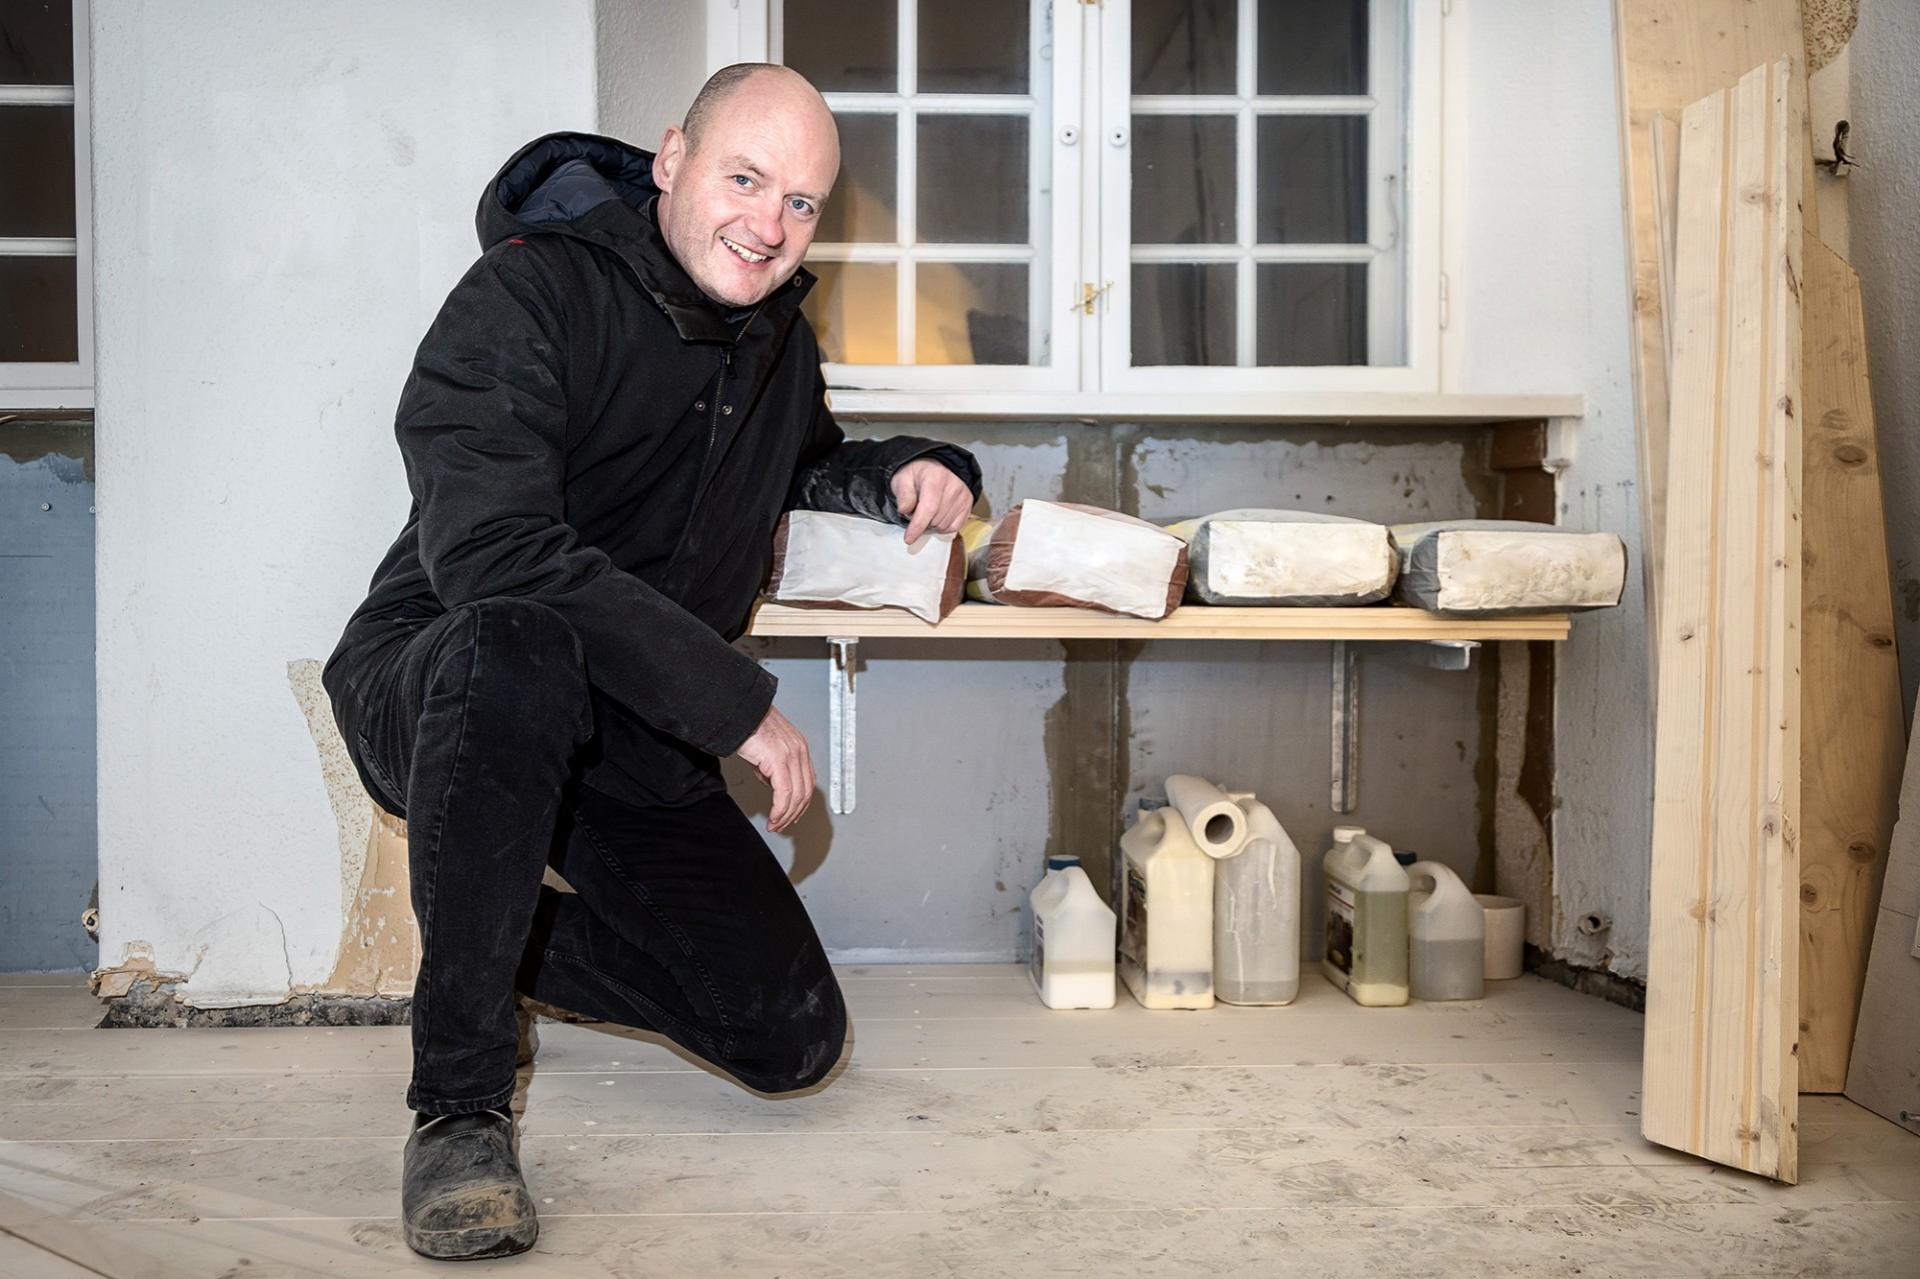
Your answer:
[891,458,974,546]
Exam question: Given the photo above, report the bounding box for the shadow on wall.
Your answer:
[723,755,838,884]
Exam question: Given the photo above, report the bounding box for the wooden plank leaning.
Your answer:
[1796,238,1904,1093]
[1642,59,1803,1184]
[1611,0,1813,669]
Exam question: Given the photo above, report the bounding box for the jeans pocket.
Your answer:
[354,728,407,814]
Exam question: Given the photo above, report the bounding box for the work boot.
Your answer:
[401,1109,539,1260]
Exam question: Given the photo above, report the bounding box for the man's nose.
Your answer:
[745,202,785,250]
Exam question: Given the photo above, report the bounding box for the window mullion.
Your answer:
[896,0,917,364]
[1235,0,1257,368]
[0,84,75,105]
[0,238,80,256]
[1027,0,1050,369]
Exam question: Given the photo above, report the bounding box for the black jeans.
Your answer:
[324,598,847,1114]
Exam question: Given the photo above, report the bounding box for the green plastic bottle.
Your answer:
[1320,826,1410,1006]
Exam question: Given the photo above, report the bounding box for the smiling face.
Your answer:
[652,68,841,309]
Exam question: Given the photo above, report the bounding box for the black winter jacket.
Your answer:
[325,133,980,805]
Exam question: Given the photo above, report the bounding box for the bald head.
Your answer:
[682,63,835,160]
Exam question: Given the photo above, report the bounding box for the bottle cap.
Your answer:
[1045,855,1081,872]
[1393,849,1418,866]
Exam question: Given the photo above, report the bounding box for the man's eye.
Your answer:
[789,198,815,216]
[732,174,753,187]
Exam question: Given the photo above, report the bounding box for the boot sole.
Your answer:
[403,1181,539,1261]
[404,1215,539,1261]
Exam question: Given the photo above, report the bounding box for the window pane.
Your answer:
[1132,264,1234,366]
[784,0,896,92]
[1257,0,1367,95]
[919,0,1027,94]
[1255,115,1367,243]
[0,0,72,84]
[0,255,78,362]
[916,115,1027,244]
[1256,263,1368,366]
[1132,0,1236,95]
[816,113,897,243]
[802,262,898,364]
[915,262,1029,365]
[0,105,76,237]
[1133,116,1235,245]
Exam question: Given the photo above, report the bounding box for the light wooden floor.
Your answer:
[1,967,1915,1278]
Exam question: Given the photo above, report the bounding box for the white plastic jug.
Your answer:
[1214,793,1301,1005]
[1118,805,1217,1009]
[1028,855,1117,1010]
[1407,861,1486,1001]
[1321,826,1410,1006]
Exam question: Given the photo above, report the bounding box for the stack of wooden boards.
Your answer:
[1618,1,1905,1184]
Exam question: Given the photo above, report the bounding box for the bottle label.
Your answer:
[1120,865,1149,966]
[1325,880,1356,977]
[1029,916,1046,987]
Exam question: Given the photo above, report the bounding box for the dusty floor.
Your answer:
[0,966,1915,1277]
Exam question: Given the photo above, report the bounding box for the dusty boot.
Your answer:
[401,1109,539,1260]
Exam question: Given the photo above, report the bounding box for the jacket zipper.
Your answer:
[702,300,765,476]
[708,348,729,468]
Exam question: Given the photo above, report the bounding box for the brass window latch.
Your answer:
[1076,281,1114,315]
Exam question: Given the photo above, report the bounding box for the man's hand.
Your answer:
[734,704,814,832]
[891,458,974,546]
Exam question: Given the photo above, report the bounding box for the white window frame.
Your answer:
[0,1,93,412]
[1099,0,1437,393]
[708,0,1442,402]
[758,0,1084,393]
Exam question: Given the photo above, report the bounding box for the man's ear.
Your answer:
[653,126,687,193]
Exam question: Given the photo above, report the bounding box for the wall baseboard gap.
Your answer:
[1525,944,1647,1013]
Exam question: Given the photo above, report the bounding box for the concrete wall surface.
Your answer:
[1449,0,1648,977]
[1851,0,1920,722]
[1,424,96,972]
[90,1,596,1003]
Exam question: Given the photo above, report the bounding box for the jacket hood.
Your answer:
[477,131,814,341]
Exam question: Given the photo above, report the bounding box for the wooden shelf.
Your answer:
[822,390,1586,425]
[747,602,1572,642]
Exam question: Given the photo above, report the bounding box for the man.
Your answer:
[323,64,980,1261]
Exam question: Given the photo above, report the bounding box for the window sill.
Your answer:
[0,386,94,413]
[823,389,1584,425]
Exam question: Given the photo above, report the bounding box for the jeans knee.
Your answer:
[746,965,847,1092]
[453,598,591,731]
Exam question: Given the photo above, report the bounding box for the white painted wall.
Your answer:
[1447,0,1650,978]
[597,0,708,153]
[92,1,597,1005]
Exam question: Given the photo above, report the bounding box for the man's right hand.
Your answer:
[733,704,815,832]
